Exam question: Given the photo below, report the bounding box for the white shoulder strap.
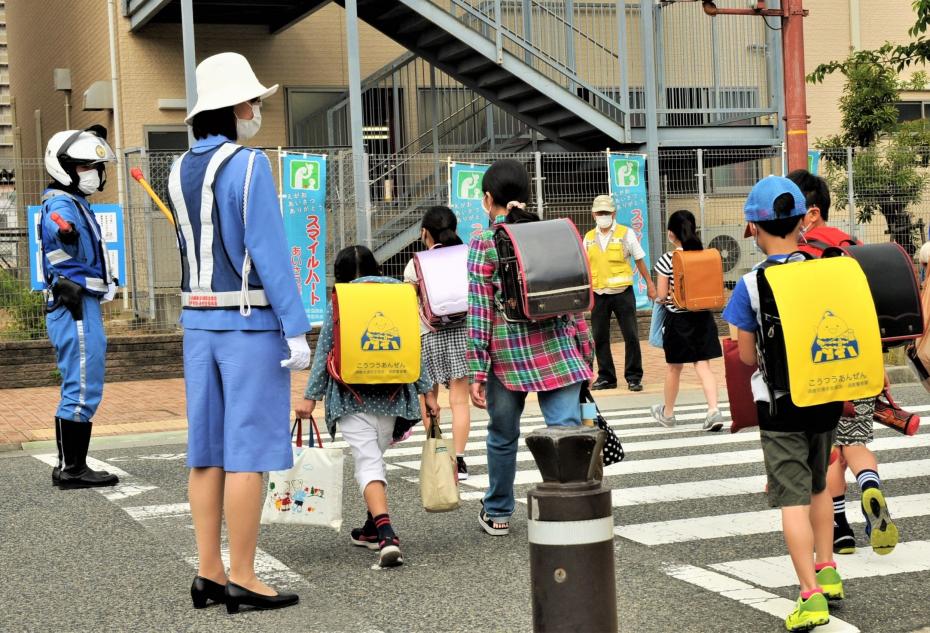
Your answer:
[198,143,241,292]
[239,150,258,317]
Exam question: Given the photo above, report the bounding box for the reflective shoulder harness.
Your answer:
[39,190,114,293]
[168,143,270,313]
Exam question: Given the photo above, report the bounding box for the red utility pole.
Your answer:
[781,0,809,173]
[701,0,810,172]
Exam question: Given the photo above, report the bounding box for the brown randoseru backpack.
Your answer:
[671,249,726,311]
[494,218,593,322]
[822,243,925,348]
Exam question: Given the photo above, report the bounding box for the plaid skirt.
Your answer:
[422,325,469,386]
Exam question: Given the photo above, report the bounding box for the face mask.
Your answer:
[77,169,101,195]
[595,215,613,229]
[236,103,262,141]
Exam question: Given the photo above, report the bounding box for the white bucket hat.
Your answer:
[185,52,279,124]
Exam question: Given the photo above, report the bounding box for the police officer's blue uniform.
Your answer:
[40,189,114,423]
[168,134,310,473]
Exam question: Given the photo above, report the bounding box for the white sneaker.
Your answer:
[703,409,724,432]
[650,404,676,428]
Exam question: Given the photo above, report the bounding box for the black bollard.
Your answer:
[526,426,617,633]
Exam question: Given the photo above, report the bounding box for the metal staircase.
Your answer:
[304,0,629,151]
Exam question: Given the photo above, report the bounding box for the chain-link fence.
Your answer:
[2,145,928,341]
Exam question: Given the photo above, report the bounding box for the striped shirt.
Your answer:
[466,216,594,392]
[654,250,686,313]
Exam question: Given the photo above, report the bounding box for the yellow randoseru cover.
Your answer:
[765,257,883,407]
[333,283,421,384]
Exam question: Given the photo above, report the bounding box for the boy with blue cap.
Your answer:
[723,176,843,632]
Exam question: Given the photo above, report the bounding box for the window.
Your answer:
[286,88,345,148]
[145,126,188,151]
[896,101,928,123]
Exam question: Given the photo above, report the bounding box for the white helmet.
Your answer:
[185,52,278,124]
[44,126,116,189]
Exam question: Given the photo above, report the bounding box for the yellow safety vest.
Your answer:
[584,225,634,291]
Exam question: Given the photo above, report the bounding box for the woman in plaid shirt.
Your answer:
[466,159,594,536]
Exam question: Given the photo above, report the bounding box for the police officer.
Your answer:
[169,53,310,613]
[40,125,119,489]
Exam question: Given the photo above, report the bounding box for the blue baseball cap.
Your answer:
[743,175,807,237]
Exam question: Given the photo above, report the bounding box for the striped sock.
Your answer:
[856,469,881,493]
[373,513,395,540]
[833,495,849,529]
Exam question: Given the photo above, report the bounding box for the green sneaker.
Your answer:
[862,487,898,555]
[815,566,844,601]
[785,592,830,631]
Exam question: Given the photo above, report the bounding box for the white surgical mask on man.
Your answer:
[236,103,262,141]
[78,170,101,195]
[595,215,614,230]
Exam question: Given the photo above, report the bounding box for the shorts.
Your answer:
[184,329,293,473]
[835,398,875,446]
[338,412,395,494]
[760,427,835,508]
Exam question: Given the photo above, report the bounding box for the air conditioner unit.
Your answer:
[703,225,758,288]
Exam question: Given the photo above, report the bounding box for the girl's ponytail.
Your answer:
[667,209,703,251]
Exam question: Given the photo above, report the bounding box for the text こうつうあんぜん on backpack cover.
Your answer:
[413,244,467,329]
[494,218,593,322]
[754,255,884,410]
[327,283,421,386]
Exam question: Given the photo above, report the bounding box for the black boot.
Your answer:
[52,417,64,486]
[56,418,119,489]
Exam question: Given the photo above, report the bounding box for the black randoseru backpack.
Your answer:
[754,252,813,411]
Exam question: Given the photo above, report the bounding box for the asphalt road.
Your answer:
[2,385,929,633]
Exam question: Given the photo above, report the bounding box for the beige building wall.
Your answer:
[7,2,404,159]
[6,0,928,156]
[805,0,926,143]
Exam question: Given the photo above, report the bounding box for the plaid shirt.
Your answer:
[467,217,594,392]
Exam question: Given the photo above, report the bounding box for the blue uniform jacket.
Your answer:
[39,189,110,298]
[177,135,310,338]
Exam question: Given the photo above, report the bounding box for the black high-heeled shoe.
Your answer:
[190,576,227,609]
[225,581,299,614]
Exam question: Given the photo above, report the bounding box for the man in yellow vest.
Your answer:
[584,195,656,391]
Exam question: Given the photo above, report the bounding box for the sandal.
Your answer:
[478,504,510,536]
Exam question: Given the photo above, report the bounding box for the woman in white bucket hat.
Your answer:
[168,52,310,614]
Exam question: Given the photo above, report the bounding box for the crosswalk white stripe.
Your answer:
[606,458,930,507]
[614,493,930,545]
[710,540,930,588]
[376,422,741,458]
[664,564,860,632]
[461,433,930,489]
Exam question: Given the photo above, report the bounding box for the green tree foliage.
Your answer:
[814,54,927,254]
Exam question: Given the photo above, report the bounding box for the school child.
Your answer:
[650,210,723,431]
[722,176,843,631]
[788,169,899,556]
[466,159,594,536]
[296,245,440,568]
[403,206,472,480]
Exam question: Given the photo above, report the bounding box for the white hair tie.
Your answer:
[506,201,526,211]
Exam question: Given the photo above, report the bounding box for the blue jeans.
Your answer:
[483,372,582,520]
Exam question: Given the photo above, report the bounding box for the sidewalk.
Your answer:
[0,341,725,449]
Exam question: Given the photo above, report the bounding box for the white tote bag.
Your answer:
[261,417,344,531]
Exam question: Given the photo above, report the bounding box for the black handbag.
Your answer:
[581,386,625,466]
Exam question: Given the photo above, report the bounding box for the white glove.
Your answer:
[101,282,118,304]
[281,335,311,370]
